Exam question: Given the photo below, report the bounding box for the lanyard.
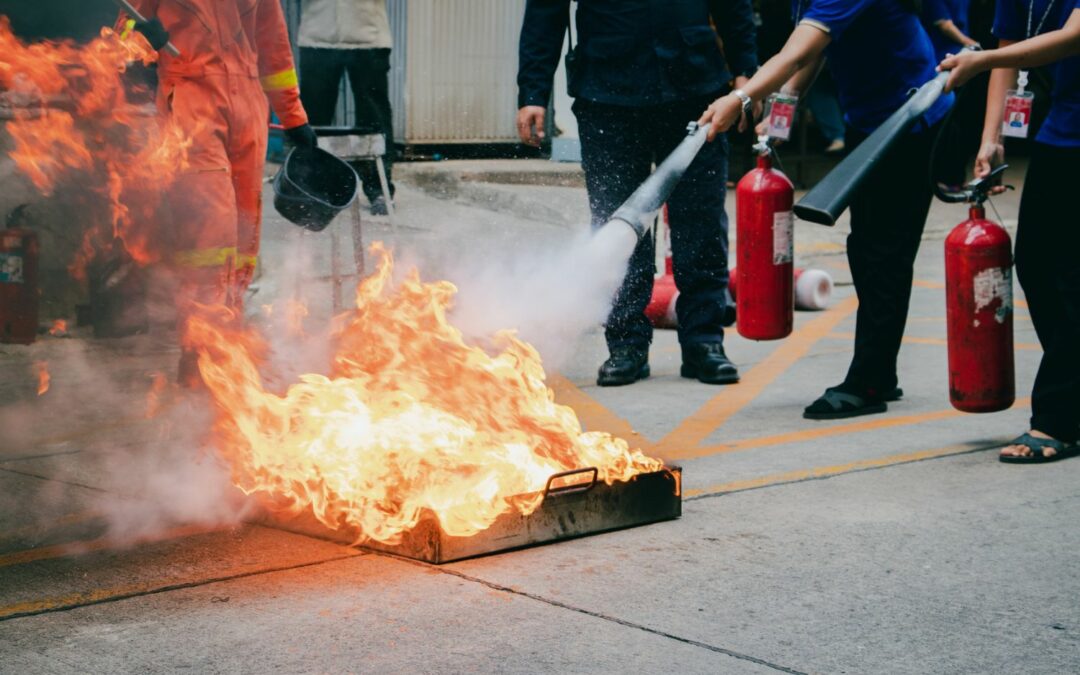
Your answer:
[1019,0,1057,91]
[1027,0,1057,39]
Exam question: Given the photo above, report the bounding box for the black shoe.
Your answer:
[680,342,739,384]
[370,196,389,216]
[597,346,650,387]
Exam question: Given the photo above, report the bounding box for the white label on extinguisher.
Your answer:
[973,267,1012,324]
[0,253,24,284]
[773,211,794,265]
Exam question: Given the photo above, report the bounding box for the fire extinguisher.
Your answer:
[0,210,40,345]
[735,137,794,340]
[939,165,1015,413]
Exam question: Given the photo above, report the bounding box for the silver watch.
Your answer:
[731,88,753,116]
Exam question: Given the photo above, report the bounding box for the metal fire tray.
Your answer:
[264,466,681,564]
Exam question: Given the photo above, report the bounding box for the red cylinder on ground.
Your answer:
[735,154,794,340]
[945,205,1015,412]
[0,228,39,344]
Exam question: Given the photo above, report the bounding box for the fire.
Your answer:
[35,361,49,396]
[0,18,192,279]
[184,243,663,544]
[48,319,67,336]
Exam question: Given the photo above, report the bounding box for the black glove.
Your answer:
[285,124,319,149]
[134,18,170,52]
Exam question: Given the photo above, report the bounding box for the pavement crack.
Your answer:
[382,553,807,675]
[0,466,109,494]
[0,553,361,623]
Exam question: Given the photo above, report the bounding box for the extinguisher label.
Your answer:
[0,252,24,284]
[973,267,1012,324]
[773,211,794,265]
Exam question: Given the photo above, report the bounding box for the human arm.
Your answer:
[940,10,1080,92]
[255,0,310,133]
[516,0,571,146]
[698,24,831,141]
[974,39,1018,183]
[933,19,980,50]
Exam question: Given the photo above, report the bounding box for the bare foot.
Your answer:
[1000,429,1058,460]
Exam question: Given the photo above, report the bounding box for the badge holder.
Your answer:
[764,93,798,142]
[1002,70,1035,139]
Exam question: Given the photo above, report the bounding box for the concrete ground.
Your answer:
[1,158,1078,675]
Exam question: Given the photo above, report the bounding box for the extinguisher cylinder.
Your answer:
[735,153,795,340]
[944,207,1015,412]
[0,228,40,345]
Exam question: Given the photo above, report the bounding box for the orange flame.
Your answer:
[0,19,192,278]
[35,361,50,396]
[184,243,664,544]
[48,319,67,336]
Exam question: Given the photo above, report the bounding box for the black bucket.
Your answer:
[272,146,358,232]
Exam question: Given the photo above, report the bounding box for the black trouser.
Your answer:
[1016,142,1080,442]
[299,47,395,204]
[574,97,731,349]
[842,121,940,395]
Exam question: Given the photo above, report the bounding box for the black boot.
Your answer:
[597,346,650,387]
[681,343,739,384]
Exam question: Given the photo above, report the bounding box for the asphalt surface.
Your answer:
[1,159,1078,674]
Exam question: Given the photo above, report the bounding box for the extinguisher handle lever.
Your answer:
[934,164,1011,204]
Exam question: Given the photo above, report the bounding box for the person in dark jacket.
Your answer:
[516,0,758,387]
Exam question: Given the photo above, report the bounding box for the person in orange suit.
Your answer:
[119,1,317,386]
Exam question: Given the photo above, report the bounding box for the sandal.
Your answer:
[803,386,887,420]
[999,432,1079,464]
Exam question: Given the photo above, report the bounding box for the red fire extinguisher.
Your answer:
[0,222,40,345]
[735,138,794,340]
[940,165,1015,413]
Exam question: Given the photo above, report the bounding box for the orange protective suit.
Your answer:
[121,1,308,383]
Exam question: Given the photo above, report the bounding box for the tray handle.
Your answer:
[543,467,598,497]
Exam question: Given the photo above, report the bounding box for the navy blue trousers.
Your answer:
[574,96,731,349]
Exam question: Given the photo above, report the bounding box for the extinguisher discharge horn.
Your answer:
[605,121,711,239]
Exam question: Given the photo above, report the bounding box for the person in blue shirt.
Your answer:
[698,0,955,419]
[940,2,1080,462]
[517,0,758,387]
[922,0,979,61]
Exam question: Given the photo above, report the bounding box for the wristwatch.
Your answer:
[731,88,753,116]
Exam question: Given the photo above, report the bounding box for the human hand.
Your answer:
[517,106,546,147]
[733,76,762,132]
[135,17,170,52]
[938,49,987,93]
[975,140,1008,194]
[697,94,743,141]
[285,123,318,149]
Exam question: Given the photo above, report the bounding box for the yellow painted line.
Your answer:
[0,524,228,569]
[654,295,859,455]
[670,397,1031,461]
[685,441,998,498]
[828,332,1041,351]
[549,374,648,449]
[0,511,103,545]
[913,279,945,289]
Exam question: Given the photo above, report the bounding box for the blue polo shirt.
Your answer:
[994,0,1080,147]
[922,0,973,61]
[795,0,955,133]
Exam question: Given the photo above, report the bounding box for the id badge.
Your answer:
[765,93,798,141]
[1001,90,1035,139]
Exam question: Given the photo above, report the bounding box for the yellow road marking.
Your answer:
[913,279,945,289]
[549,374,648,449]
[668,397,1031,461]
[0,524,228,569]
[828,332,1041,351]
[685,441,998,498]
[654,295,859,455]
